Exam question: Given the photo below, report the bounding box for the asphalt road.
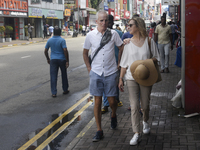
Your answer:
[0,36,94,149]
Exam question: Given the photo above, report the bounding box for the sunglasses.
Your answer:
[127,24,135,27]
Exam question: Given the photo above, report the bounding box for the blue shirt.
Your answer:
[114,29,123,63]
[121,32,133,41]
[45,36,67,60]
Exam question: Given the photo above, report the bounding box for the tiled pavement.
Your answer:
[66,48,200,150]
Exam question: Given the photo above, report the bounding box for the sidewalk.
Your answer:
[0,34,74,48]
[66,49,200,150]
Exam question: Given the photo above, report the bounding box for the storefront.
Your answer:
[0,0,28,40]
[28,7,63,38]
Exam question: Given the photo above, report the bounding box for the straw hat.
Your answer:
[130,59,158,86]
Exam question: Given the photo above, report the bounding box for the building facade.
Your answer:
[0,0,28,40]
[28,0,64,39]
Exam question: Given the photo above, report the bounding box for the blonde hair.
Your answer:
[130,17,148,38]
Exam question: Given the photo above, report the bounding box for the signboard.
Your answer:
[104,2,108,11]
[64,9,71,16]
[124,10,130,19]
[123,0,127,4]
[65,0,76,9]
[29,8,63,19]
[0,0,28,17]
[162,0,179,5]
[108,8,115,17]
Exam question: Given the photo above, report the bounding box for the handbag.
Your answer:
[89,28,112,65]
[148,37,162,83]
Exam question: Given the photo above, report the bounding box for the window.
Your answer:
[58,0,62,4]
[42,0,53,2]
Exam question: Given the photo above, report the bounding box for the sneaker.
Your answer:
[117,101,123,107]
[110,112,117,129]
[92,130,104,142]
[143,121,150,134]
[130,133,140,145]
[101,106,108,114]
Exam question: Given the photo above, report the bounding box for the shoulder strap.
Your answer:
[148,37,152,58]
[90,29,112,63]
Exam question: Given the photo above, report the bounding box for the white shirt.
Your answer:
[83,28,123,76]
[82,25,86,31]
[120,37,160,80]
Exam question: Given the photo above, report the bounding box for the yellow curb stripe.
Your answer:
[18,93,90,150]
[35,101,93,150]
[13,44,18,46]
[2,45,8,47]
[76,117,95,138]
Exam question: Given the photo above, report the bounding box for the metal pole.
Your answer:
[78,0,79,33]
[181,0,185,109]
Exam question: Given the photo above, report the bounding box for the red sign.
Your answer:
[15,18,19,39]
[115,15,120,20]
[124,10,130,19]
[108,8,115,17]
[123,0,127,4]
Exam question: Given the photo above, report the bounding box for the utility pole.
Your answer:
[78,0,79,33]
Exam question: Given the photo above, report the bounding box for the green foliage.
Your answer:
[80,25,82,31]
[5,25,13,38]
[90,0,100,9]
[0,26,5,32]
[0,26,5,38]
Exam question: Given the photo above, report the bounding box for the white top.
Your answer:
[83,28,123,76]
[82,25,86,31]
[120,37,160,80]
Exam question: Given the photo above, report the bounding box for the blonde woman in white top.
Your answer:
[118,17,160,145]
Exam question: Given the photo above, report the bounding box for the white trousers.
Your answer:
[126,80,152,133]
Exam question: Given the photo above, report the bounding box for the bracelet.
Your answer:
[119,77,123,79]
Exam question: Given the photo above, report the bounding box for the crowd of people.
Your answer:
[43,10,178,145]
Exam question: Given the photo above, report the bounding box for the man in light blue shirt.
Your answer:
[44,28,69,97]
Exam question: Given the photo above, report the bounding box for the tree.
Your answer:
[90,0,101,9]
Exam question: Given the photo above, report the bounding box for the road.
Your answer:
[0,36,94,150]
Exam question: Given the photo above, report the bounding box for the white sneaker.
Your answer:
[143,121,150,134]
[130,133,140,145]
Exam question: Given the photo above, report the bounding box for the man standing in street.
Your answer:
[43,23,47,39]
[44,27,69,98]
[48,25,54,37]
[83,10,123,142]
[154,16,173,73]
[28,23,34,41]
[82,24,86,36]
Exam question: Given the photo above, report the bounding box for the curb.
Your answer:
[0,36,77,48]
[65,117,95,150]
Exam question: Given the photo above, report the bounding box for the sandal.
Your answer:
[63,90,70,95]
[101,106,108,114]
[52,94,56,98]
